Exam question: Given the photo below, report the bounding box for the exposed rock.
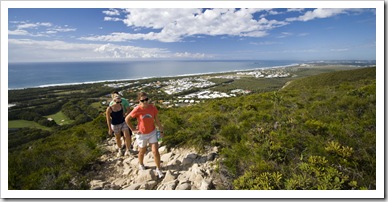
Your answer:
[207,152,217,161]
[200,179,213,190]
[90,180,106,190]
[86,137,222,190]
[175,181,191,190]
[123,183,142,190]
[135,169,157,183]
[157,179,178,190]
[161,170,177,183]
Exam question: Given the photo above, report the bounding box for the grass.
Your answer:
[207,65,362,94]
[52,89,87,95]
[292,65,363,78]
[9,120,51,131]
[45,111,73,125]
[211,77,293,93]
[91,101,107,112]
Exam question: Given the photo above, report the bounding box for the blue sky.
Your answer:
[8,7,377,62]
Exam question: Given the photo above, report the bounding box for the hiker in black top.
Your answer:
[110,106,125,125]
[106,94,132,157]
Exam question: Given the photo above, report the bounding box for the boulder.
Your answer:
[200,179,213,190]
[134,169,157,183]
[175,181,191,190]
[161,170,177,183]
[123,183,142,190]
[90,180,108,190]
[182,157,193,166]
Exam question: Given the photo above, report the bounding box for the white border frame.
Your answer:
[1,0,384,199]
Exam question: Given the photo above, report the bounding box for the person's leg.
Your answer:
[128,130,133,150]
[150,143,161,169]
[136,134,148,169]
[151,142,164,178]
[121,131,125,149]
[123,129,131,155]
[138,146,147,169]
[114,132,123,156]
[114,133,122,148]
[147,131,163,177]
[112,124,122,148]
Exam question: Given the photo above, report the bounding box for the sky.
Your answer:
[7,5,377,63]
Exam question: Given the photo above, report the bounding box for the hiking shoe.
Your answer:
[139,164,146,171]
[117,148,123,157]
[156,168,164,178]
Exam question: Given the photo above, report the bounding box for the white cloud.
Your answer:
[17,22,52,29]
[277,32,293,38]
[287,8,305,12]
[8,29,29,36]
[104,17,123,22]
[102,8,121,16]
[250,41,281,46]
[330,48,349,52]
[286,8,349,22]
[82,8,287,43]
[268,10,283,15]
[45,26,77,34]
[9,21,75,37]
[174,52,209,59]
[93,43,171,59]
[241,31,268,37]
[8,39,209,62]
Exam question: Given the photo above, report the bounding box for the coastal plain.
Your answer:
[9,63,367,127]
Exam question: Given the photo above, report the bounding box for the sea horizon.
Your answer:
[8,59,375,90]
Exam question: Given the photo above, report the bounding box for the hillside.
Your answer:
[158,67,376,189]
[8,66,376,190]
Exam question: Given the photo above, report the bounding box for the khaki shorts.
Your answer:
[136,130,158,148]
[111,122,129,135]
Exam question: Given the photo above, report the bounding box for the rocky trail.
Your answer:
[87,136,228,190]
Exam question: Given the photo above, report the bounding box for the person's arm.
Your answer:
[122,98,131,116]
[121,104,126,117]
[125,106,131,117]
[106,107,113,135]
[125,114,138,134]
[154,114,164,137]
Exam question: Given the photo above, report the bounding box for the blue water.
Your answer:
[8,60,305,89]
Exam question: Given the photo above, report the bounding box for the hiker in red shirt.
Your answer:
[125,92,165,178]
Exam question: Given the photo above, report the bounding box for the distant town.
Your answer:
[102,66,297,108]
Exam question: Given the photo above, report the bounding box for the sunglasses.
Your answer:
[140,98,149,102]
[115,100,122,103]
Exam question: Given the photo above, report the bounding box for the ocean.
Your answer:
[8,60,374,90]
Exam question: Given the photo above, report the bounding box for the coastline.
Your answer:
[8,63,301,91]
[8,61,375,91]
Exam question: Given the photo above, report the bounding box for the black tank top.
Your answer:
[110,105,125,125]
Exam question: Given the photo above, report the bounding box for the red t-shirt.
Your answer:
[129,104,158,134]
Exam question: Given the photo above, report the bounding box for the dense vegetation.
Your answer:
[8,117,107,189]
[8,66,376,190]
[159,67,376,189]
